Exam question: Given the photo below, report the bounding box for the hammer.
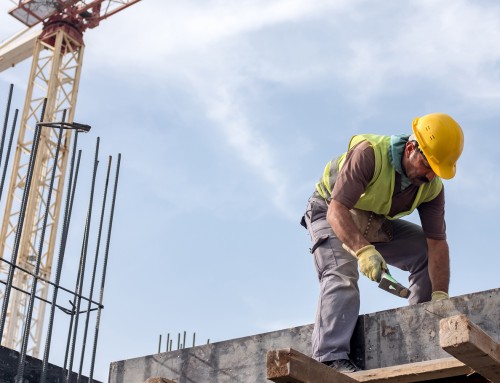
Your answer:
[379,268,410,298]
[342,243,410,299]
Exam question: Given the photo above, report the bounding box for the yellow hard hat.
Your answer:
[412,113,464,180]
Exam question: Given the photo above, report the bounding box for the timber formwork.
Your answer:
[109,288,499,383]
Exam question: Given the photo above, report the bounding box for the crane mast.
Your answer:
[0,23,84,357]
[0,0,139,357]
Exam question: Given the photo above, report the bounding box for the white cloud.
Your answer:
[337,0,500,102]
[5,1,500,220]
[197,79,295,218]
[89,0,357,61]
[84,0,500,219]
[87,1,364,219]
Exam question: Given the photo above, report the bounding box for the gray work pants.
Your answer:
[301,195,432,362]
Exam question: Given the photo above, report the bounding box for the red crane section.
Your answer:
[9,1,140,31]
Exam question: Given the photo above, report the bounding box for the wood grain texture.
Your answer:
[266,348,479,383]
[440,314,500,382]
[266,348,357,383]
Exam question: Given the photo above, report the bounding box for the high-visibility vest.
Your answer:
[315,134,442,219]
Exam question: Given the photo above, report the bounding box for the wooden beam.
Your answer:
[267,348,358,383]
[144,378,176,383]
[266,348,476,383]
[440,314,500,382]
[354,357,473,382]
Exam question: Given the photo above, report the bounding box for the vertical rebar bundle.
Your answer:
[158,330,210,352]
[0,87,122,383]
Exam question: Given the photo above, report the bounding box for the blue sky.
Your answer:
[1,0,500,381]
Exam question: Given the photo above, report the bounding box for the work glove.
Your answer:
[431,291,449,301]
[343,244,387,282]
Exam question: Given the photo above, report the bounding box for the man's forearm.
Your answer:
[327,199,369,251]
[427,238,450,293]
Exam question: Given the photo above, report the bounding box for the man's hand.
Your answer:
[431,291,449,301]
[353,244,387,282]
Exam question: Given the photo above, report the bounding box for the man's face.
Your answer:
[405,142,437,186]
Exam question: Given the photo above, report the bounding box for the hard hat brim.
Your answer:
[429,160,455,180]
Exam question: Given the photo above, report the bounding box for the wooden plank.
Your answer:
[440,314,500,382]
[354,357,473,382]
[266,349,476,383]
[266,348,358,383]
[144,378,176,383]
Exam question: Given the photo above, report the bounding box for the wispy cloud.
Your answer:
[335,1,500,103]
[89,0,357,62]
[84,1,364,219]
[198,80,295,217]
[83,0,500,218]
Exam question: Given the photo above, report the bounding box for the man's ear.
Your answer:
[404,141,413,157]
[406,141,418,157]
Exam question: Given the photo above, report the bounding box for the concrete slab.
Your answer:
[110,325,313,383]
[358,288,499,369]
[0,345,100,383]
[109,288,499,383]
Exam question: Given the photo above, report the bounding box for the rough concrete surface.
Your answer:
[109,288,499,383]
[110,325,312,383]
[0,345,100,383]
[360,288,499,369]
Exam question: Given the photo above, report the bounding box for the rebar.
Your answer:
[77,156,112,383]
[40,122,81,383]
[0,88,119,381]
[62,150,83,378]
[0,84,14,172]
[0,108,18,200]
[63,300,76,379]
[89,153,121,382]
[66,137,100,382]
[0,253,100,307]
[16,122,65,382]
[0,277,67,310]
[159,331,199,351]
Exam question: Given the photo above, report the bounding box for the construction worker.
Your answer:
[300,113,464,373]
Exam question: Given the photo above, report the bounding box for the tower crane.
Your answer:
[0,0,140,358]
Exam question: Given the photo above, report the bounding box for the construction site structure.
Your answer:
[109,288,500,383]
[0,90,122,382]
[0,0,140,358]
[0,343,101,382]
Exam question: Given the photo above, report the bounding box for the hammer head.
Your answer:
[378,271,410,298]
